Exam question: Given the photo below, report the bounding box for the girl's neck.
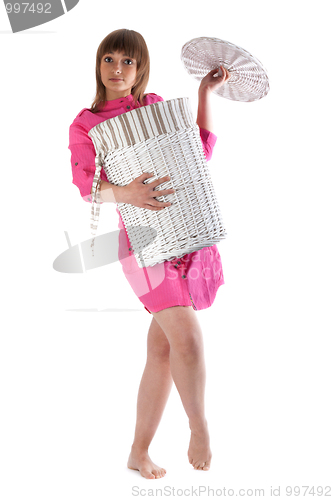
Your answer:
[105,91,132,101]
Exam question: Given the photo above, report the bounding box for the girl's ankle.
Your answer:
[131,442,150,454]
[189,417,208,433]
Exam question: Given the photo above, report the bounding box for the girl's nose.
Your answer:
[114,62,121,73]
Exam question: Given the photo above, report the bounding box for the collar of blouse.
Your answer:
[102,94,135,110]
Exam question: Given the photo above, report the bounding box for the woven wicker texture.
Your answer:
[88,98,227,268]
[181,37,269,102]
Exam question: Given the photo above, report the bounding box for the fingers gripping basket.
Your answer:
[88,97,227,268]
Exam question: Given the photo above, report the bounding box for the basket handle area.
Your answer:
[90,154,104,255]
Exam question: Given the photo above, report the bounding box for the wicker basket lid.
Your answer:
[181,37,270,102]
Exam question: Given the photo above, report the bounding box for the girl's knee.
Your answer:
[147,341,170,362]
[172,330,203,358]
[147,326,170,362]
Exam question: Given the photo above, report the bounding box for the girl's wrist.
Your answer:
[198,86,212,97]
[99,181,122,203]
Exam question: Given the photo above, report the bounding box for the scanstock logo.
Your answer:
[3,0,80,33]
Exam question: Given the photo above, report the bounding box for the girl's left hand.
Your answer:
[199,66,231,94]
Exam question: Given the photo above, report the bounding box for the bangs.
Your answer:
[99,29,144,63]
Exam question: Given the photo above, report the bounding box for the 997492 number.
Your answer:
[286,485,332,496]
[5,3,51,13]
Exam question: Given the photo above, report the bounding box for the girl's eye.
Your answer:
[124,59,133,65]
[104,57,112,63]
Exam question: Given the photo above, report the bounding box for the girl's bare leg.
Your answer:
[127,317,173,479]
[151,306,212,471]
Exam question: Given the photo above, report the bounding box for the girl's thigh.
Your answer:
[151,306,203,350]
[147,317,171,358]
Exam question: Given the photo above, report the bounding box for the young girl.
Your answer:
[69,29,230,480]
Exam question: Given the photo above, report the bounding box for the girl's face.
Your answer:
[100,50,137,100]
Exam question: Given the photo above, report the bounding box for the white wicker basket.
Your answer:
[88,97,227,267]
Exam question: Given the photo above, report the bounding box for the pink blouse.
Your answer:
[69,93,224,313]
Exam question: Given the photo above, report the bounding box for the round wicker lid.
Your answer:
[181,37,270,102]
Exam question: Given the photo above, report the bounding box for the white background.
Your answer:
[1,0,332,498]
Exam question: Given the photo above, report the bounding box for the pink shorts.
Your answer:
[117,210,224,313]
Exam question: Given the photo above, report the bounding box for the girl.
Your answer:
[69,29,230,480]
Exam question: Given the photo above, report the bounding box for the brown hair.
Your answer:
[90,29,150,112]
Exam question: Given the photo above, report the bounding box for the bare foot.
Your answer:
[188,421,212,471]
[127,446,166,479]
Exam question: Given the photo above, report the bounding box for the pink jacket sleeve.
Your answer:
[69,115,109,203]
[199,128,217,161]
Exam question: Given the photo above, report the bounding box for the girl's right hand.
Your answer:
[122,172,175,211]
